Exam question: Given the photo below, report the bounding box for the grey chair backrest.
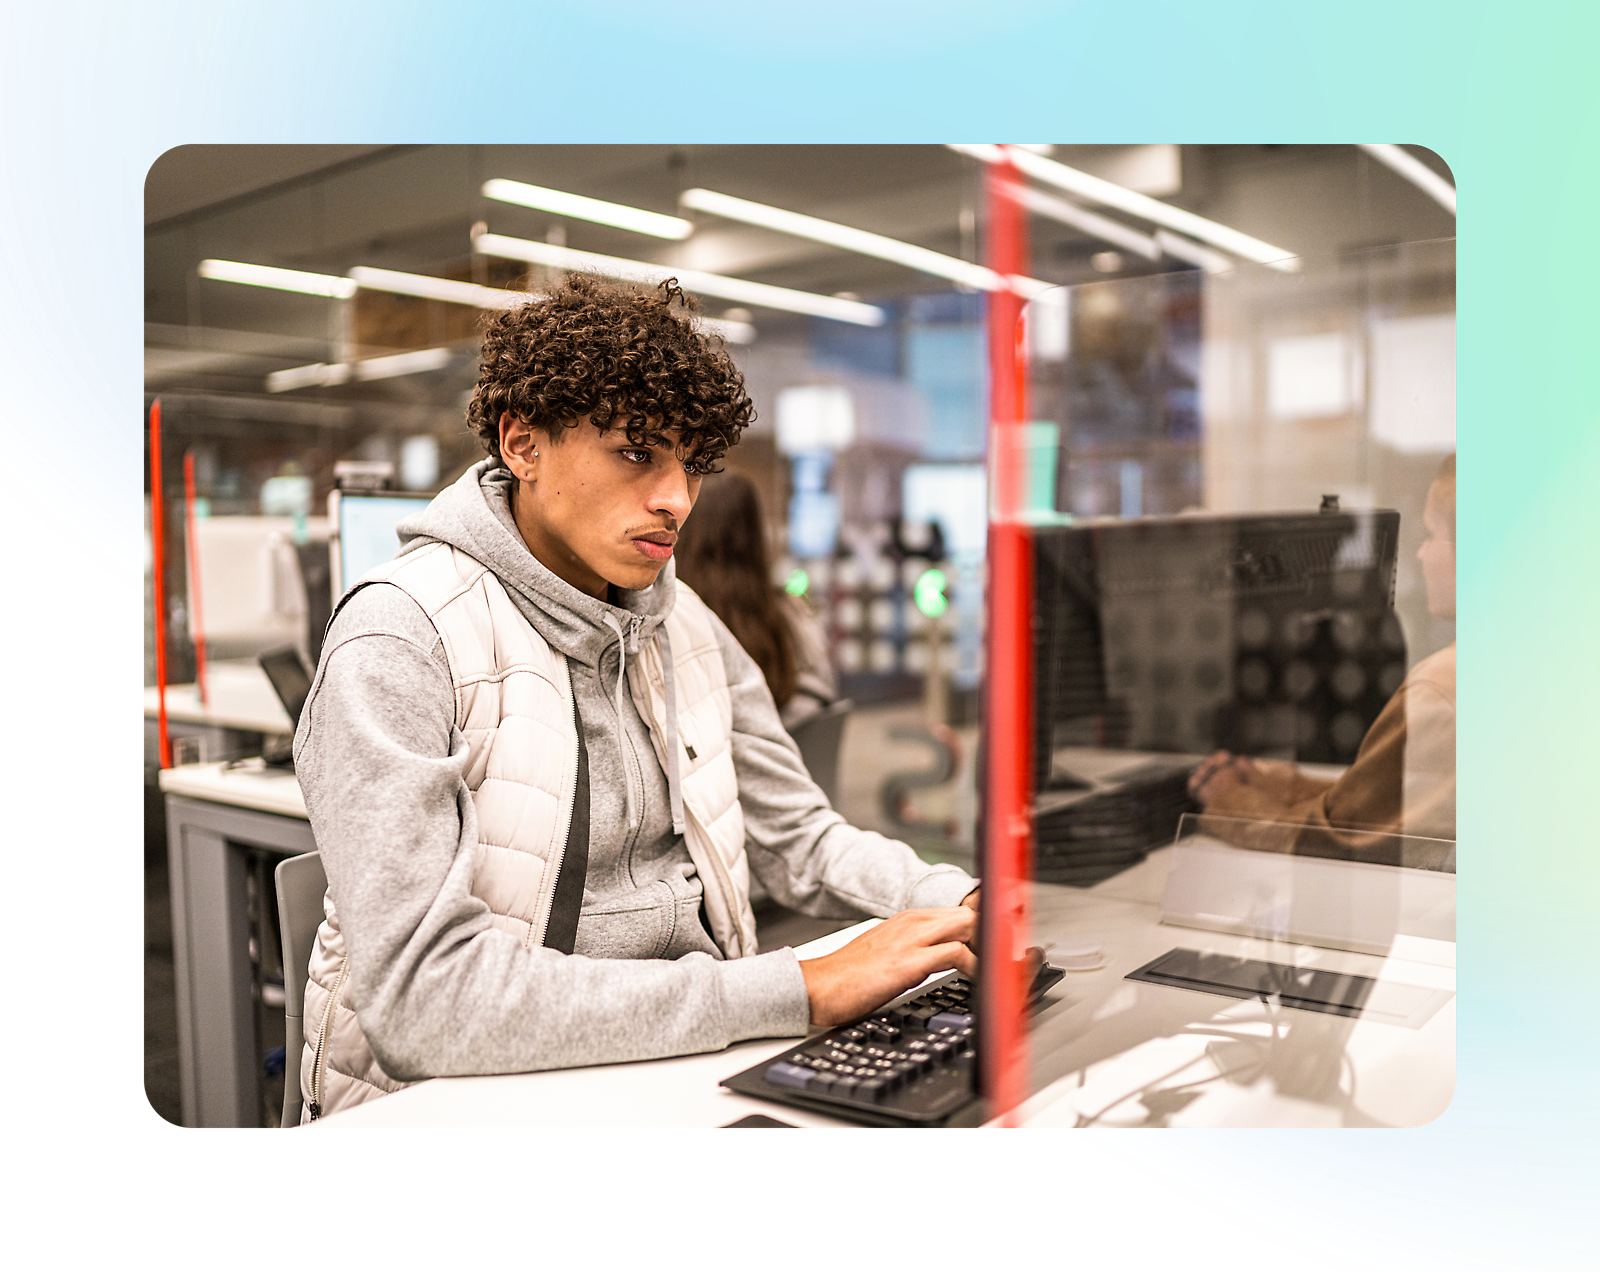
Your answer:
[787,698,852,808]
[274,850,327,1128]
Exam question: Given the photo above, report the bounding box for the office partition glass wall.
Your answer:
[997,240,1454,1125]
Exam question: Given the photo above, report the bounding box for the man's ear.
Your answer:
[500,411,539,482]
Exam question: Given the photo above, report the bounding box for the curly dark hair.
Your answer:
[466,274,754,468]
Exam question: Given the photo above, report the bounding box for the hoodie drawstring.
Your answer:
[601,611,685,839]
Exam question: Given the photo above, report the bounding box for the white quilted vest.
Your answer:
[300,541,757,1118]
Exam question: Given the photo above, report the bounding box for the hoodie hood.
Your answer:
[392,459,676,669]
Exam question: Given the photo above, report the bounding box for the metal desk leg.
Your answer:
[164,796,315,1128]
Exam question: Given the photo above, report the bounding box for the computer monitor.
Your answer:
[328,489,433,600]
[1026,508,1405,884]
[1033,508,1404,768]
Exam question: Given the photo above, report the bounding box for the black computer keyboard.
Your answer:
[721,962,1066,1127]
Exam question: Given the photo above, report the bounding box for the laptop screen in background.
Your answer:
[339,493,429,589]
[257,646,313,727]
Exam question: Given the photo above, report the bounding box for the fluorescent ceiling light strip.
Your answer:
[483,178,693,240]
[949,144,1301,272]
[1154,230,1232,275]
[696,317,755,345]
[267,363,347,393]
[681,187,1053,298]
[1000,180,1160,260]
[474,232,885,326]
[1358,145,1456,215]
[346,266,537,309]
[1006,275,1057,301]
[267,347,454,393]
[198,259,357,299]
[681,187,1010,292]
[356,347,453,380]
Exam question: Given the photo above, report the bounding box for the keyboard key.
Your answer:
[840,1029,866,1041]
[857,1077,887,1101]
[765,1062,813,1090]
[928,1012,974,1032]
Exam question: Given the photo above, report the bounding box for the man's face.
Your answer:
[500,411,708,598]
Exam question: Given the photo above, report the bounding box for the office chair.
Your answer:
[274,850,327,1128]
[787,698,853,808]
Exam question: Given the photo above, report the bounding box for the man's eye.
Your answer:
[621,449,651,464]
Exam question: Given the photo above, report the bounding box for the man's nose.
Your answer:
[649,462,695,521]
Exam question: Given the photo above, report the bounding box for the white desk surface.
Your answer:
[144,659,293,734]
[1018,846,1453,1128]
[317,847,1452,1129]
[158,759,308,819]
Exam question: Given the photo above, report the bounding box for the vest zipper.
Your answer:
[635,638,754,959]
[306,954,349,1121]
[683,800,755,958]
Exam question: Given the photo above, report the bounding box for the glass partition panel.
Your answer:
[1014,244,1455,889]
[1015,814,1454,1128]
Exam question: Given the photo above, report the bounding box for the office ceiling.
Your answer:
[145,145,398,226]
[144,143,1455,415]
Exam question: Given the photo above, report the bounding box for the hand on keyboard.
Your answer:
[798,907,977,1028]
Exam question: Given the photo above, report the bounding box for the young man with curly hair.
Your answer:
[293,275,979,1118]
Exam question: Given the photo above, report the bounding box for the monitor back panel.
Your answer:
[1032,509,1405,772]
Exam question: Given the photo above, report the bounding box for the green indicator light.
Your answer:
[913,568,948,618]
[784,568,810,597]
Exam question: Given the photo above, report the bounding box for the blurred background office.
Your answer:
[145,143,1454,1123]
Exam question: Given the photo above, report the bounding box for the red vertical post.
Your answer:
[183,450,209,706]
[150,399,172,769]
[980,150,1034,1125]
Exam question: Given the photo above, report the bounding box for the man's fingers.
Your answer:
[892,905,976,945]
[933,907,977,943]
[938,941,979,978]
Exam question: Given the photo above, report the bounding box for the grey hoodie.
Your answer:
[293,460,976,1081]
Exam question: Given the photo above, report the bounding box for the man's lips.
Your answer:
[632,531,676,561]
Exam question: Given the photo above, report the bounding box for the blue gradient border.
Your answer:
[3,0,1594,1262]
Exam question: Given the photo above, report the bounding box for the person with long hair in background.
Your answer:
[673,471,838,732]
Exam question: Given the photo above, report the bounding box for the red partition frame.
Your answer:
[150,398,171,769]
[978,153,1035,1125]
